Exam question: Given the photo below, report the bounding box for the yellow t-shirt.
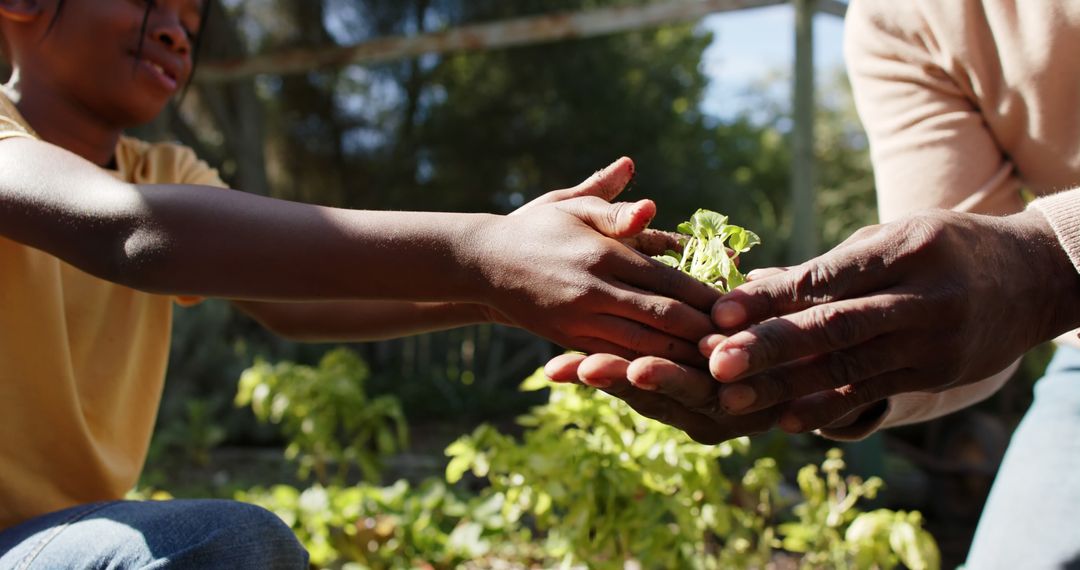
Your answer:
[0,91,226,530]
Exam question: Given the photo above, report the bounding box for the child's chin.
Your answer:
[118,99,173,128]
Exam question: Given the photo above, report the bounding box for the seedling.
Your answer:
[654,209,760,292]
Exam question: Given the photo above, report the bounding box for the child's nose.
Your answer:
[155,25,191,57]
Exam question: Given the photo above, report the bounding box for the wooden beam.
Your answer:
[197,0,787,82]
[814,0,848,18]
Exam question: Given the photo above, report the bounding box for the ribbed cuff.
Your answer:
[1030,189,1080,275]
[817,360,1020,441]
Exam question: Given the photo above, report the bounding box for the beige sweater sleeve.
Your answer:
[1031,190,1080,276]
[820,0,1033,439]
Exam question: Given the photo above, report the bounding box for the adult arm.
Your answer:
[693,0,1080,437]
[547,0,1080,440]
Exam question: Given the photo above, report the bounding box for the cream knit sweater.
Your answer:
[823,0,1080,438]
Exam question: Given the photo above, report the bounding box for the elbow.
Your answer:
[100,225,176,293]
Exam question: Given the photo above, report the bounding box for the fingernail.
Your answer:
[721,384,757,412]
[780,414,803,433]
[710,348,749,381]
[713,302,747,328]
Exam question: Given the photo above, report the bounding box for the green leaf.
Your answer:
[690,209,728,239]
[520,367,551,392]
[653,209,760,293]
[654,254,681,268]
[445,455,472,484]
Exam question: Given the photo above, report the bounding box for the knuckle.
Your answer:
[563,282,596,308]
[763,371,795,404]
[824,350,867,388]
[809,305,862,348]
[645,299,678,322]
[605,203,628,233]
[896,212,952,254]
[744,321,788,366]
[789,262,838,304]
[849,224,880,241]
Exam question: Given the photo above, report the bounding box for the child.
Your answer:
[0,0,719,567]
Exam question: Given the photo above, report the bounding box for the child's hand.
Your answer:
[544,352,778,444]
[467,158,720,364]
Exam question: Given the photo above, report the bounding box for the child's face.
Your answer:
[7,0,203,128]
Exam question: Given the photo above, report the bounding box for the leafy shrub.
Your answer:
[235,348,407,485]
[232,354,940,569]
[446,370,777,569]
[780,449,940,570]
[236,480,535,569]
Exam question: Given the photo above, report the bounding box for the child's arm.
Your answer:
[0,138,718,361]
[232,300,495,342]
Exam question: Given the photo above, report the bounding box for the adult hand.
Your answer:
[544,352,779,444]
[471,158,721,364]
[706,208,1080,433]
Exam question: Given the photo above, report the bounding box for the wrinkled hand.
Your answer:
[472,158,720,364]
[704,208,1080,434]
[544,351,779,444]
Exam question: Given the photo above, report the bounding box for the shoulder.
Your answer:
[0,88,38,142]
[116,136,228,188]
[844,0,937,63]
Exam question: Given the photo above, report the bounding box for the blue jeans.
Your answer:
[967,346,1080,569]
[0,499,308,569]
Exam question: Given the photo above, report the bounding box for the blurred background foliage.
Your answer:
[144,0,878,442]
[68,0,1045,566]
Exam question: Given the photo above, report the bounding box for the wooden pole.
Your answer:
[790,0,818,263]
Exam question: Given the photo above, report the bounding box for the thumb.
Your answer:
[570,156,636,202]
[522,157,636,210]
[561,197,656,239]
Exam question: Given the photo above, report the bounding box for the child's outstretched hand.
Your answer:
[468,158,720,365]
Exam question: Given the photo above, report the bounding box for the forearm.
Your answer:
[121,185,492,301]
[233,300,495,342]
[0,138,490,302]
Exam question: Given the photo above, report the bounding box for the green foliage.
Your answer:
[236,348,408,485]
[779,449,940,570]
[236,480,533,569]
[446,370,771,569]
[441,370,939,570]
[225,364,940,569]
[655,208,761,292]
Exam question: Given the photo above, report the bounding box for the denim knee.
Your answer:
[0,499,309,570]
[158,500,309,570]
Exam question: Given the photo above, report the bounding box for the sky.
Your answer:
[698,4,847,118]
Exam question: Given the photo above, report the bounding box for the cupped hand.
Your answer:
[471,158,721,364]
[707,208,1080,433]
[545,352,779,444]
